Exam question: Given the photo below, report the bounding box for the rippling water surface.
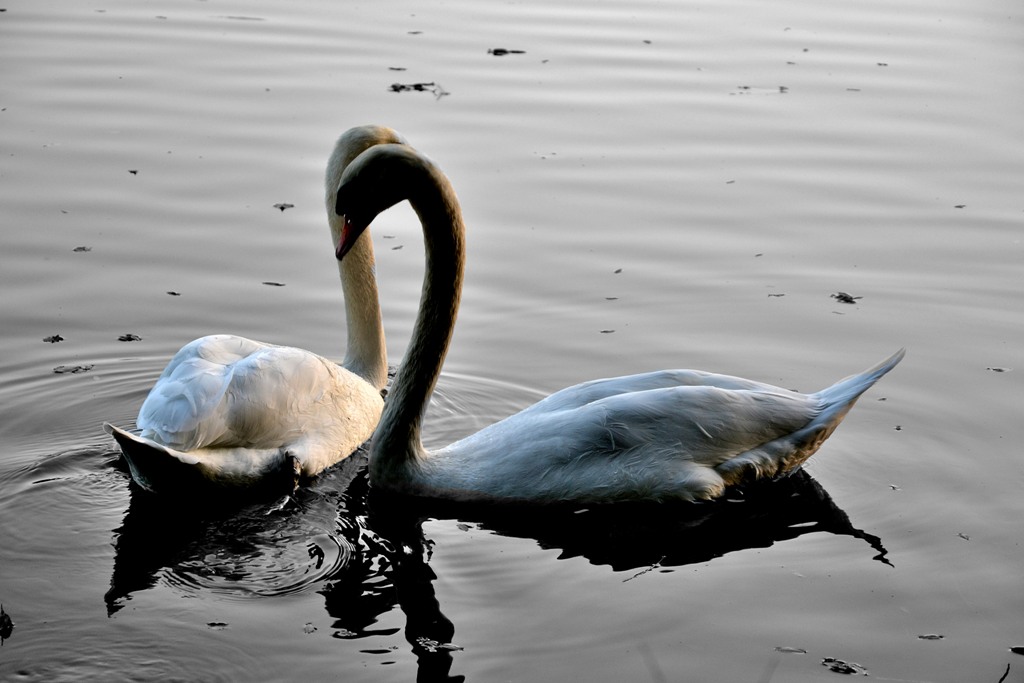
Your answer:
[1,0,1022,681]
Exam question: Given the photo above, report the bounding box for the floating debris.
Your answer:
[488,48,525,56]
[0,604,12,644]
[957,532,970,541]
[987,367,1011,373]
[53,364,94,374]
[73,246,92,252]
[831,291,862,304]
[623,555,666,582]
[273,203,294,212]
[206,622,229,630]
[389,81,449,99]
[954,204,966,209]
[167,291,181,296]
[768,293,786,298]
[821,657,868,675]
[332,628,358,638]
[918,634,944,641]
[128,169,138,175]
[262,281,286,287]
[43,334,64,343]
[303,622,317,634]
[733,85,789,95]
[775,646,807,654]
[600,329,615,334]
[118,333,142,342]
[415,636,463,653]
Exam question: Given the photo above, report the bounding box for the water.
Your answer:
[1,0,1022,680]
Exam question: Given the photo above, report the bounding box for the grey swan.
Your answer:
[335,142,904,504]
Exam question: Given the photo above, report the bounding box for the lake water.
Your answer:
[1,0,1022,680]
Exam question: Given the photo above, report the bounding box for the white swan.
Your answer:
[334,143,905,504]
[104,125,408,492]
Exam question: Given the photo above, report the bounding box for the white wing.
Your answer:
[132,334,382,478]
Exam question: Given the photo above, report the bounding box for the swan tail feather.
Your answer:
[103,423,295,495]
[716,348,905,486]
[809,347,905,431]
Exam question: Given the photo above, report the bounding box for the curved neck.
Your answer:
[329,209,388,391]
[371,168,465,481]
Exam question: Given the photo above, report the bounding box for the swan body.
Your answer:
[335,143,904,504]
[106,125,407,492]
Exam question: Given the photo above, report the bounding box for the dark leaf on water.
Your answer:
[488,48,526,56]
[273,203,294,212]
[118,333,142,342]
[73,246,92,252]
[43,334,64,343]
[917,633,944,640]
[831,291,861,304]
[389,81,449,99]
[53,364,94,374]
[0,604,13,643]
[821,657,868,675]
[262,281,286,287]
[167,291,181,296]
[775,646,807,654]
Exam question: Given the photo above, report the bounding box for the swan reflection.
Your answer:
[107,457,887,680]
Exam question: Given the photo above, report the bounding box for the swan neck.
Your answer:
[371,169,464,479]
[331,213,388,391]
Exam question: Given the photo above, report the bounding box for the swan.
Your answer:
[334,143,904,504]
[104,125,408,492]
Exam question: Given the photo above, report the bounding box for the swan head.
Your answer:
[335,143,434,260]
[327,126,409,248]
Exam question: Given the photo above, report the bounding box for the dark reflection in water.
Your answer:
[408,468,893,572]
[106,460,887,682]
